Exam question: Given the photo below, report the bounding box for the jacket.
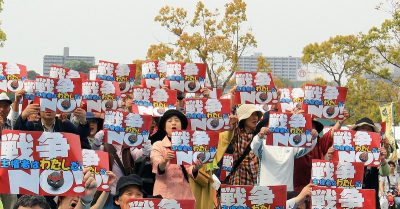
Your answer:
[14,115,91,149]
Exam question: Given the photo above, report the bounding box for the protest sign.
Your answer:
[220,185,286,209]
[311,159,364,189]
[141,60,167,89]
[185,98,231,131]
[128,199,195,209]
[94,60,136,97]
[302,85,347,119]
[220,154,233,183]
[234,72,278,111]
[278,87,305,113]
[165,62,206,93]
[22,80,35,110]
[267,113,314,147]
[170,131,219,165]
[103,110,152,147]
[82,149,110,191]
[49,65,87,79]
[0,62,27,93]
[34,76,82,113]
[311,187,376,209]
[332,130,381,167]
[82,80,121,113]
[131,87,177,116]
[0,130,84,196]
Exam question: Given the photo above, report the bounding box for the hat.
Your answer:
[236,104,262,122]
[312,120,324,134]
[351,117,379,133]
[150,109,188,144]
[114,174,145,201]
[0,93,12,105]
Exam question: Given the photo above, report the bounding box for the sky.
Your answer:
[0,0,392,75]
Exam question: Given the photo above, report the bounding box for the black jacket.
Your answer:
[14,115,91,149]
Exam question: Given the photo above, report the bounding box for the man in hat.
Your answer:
[0,92,22,209]
[114,174,146,209]
[292,109,350,192]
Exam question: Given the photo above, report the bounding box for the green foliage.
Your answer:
[149,0,257,92]
[0,0,6,47]
[63,60,94,74]
[27,70,39,80]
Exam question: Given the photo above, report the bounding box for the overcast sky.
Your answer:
[0,0,391,75]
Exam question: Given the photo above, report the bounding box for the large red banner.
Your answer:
[311,187,376,208]
[267,113,314,147]
[34,76,82,113]
[185,98,231,131]
[0,62,27,93]
[302,85,348,119]
[234,72,278,107]
[131,87,177,116]
[103,110,152,147]
[128,198,195,209]
[311,159,364,189]
[82,80,121,113]
[82,149,110,191]
[332,130,381,167]
[0,130,84,196]
[220,185,286,209]
[170,131,219,165]
[164,62,206,93]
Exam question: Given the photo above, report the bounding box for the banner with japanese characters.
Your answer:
[332,130,381,167]
[170,131,218,165]
[220,154,233,182]
[278,87,305,113]
[93,60,136,97]
[22,80,35,110]
[311,160,364,189]
[128,199,195,209]
[234,72,278,110]
[141,60,167,89]
[302,85,348,119]
[311,187,376,209]
[34,76,82,113]
[0,130,85,196]
[82,80,121,113]
[185,98,231,131]
[103,110,152,147]
[49,65,87,79]
[165,62,206,93]
[82,149,110,191]
[220,185,286,209]
[0,62,27,92]
[267,113,314,147]
[131,87,177,116]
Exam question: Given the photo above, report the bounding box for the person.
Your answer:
[13,196,50,209]
[379,161,400,209]
[14,103,91,149]
[293,109,350,192]
[326,117,389,209]
[57,170,116,209]
[287,184,313,209]
[113,174,146,209]
[0,92,22,209]
[215,104,262,186]
[86,114,104,148]
[150,109,197,200]
[251,115,318,191]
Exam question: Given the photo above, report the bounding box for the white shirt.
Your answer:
[251,134,316,191]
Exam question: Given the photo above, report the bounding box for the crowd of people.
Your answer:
[0,82,397,209]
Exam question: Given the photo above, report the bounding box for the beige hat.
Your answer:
[236,104,262,122]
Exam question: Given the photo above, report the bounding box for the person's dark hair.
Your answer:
[388,161,396,167]
[13,195,50,209]
[287,191,300,200]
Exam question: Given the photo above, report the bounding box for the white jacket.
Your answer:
[251,134,316,191]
